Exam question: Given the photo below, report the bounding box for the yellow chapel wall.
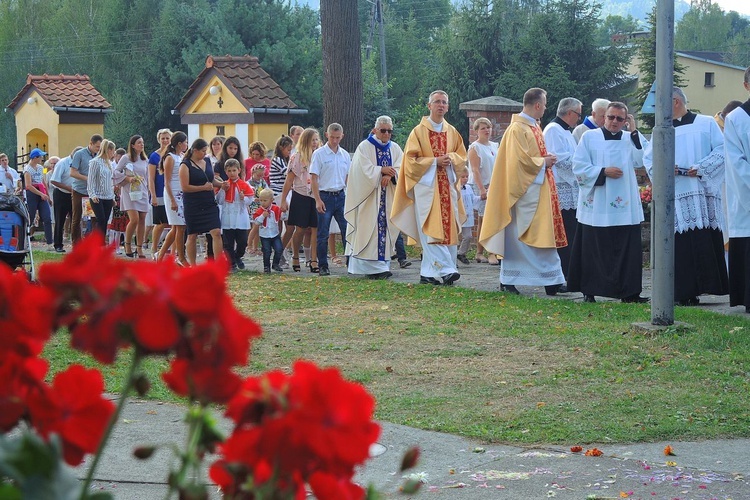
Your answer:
[252,123,288,151]
[186,76,246,115]
[58,123,105,158]
[200,123,236,140]
[14,91,59,157]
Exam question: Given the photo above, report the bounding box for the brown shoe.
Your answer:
[487,254,500,265]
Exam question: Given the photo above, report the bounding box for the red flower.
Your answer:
[37,234,260,365]
[309,471,365,500]
[0,265,56,357]
[162,359,243,405]
[0,353,48,432]
[213,361,380,496]
[27,365,115,465]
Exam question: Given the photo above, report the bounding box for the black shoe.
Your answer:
[399,259,412,269]
[677,296,700,306]
[457,254,470,265]
[391,254,398,261]
[54,247,66,253]
[263,266,271,274]
[622,294,649,303]
[442,272,460,286]
[500,284,520,295]
[367,271,392,280]
[319,268,330,276]
[419,275,440,285]
[236,260,245,270]
[545,284,561,296]
[583,294,596,303]
[558,284,568,293]
[272,264,283,272]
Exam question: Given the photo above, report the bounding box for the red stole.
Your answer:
[529,125,567,248]
[428,130,451,245]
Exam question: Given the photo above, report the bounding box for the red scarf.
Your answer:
[225,178,254,203]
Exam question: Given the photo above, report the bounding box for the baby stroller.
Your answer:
[0,192,34,278]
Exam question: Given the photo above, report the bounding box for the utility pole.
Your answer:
[377,0,388,99]
[651,0,676,325]
[366,0,376,59]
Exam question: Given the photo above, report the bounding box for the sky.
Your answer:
[713,0,750,16]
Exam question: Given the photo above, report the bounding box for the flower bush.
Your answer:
[0,234,419,499]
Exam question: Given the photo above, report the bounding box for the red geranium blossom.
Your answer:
[308,471,365,500]
[0,265,56,357]
[0,353,48,432]
[211,361,379,498]
[162,359,242,405]
[27,365,115,465]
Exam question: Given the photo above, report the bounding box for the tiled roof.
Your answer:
[7,74,111,111]
[175,55,299,112]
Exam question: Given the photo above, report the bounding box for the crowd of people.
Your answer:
[7,67,750,312]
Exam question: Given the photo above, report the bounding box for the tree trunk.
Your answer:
[320,0,364,153]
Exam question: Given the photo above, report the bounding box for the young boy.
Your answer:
[252,188,283,273]
[247,163,270,255]
[216,159,254,271]
[457,166,481,265]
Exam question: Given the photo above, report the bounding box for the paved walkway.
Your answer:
[80,398,750,499]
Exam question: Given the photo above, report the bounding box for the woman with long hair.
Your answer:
[208,135,225,165]
[86,140,117,237]
[280,127,320,272]
[157,131,189,265]
[180,138,224,265]
[148,128,171,256]
[214,136,244,181]
[115,135,150,258]
[270,135,294,266]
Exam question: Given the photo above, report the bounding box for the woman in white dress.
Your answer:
[157,131,189,265]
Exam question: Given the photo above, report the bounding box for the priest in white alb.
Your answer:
[391,90,467,286]
[479,87,567,296]
[543,96,582,286]
[724,67,750,313]
[568,101,649,303]
[345,116,403,280]
[643,87,728,306]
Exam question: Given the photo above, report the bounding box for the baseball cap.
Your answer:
[29,148,47,159]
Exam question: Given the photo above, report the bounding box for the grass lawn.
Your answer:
[38,249,750,445]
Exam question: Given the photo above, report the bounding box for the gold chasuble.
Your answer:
[479,114,567,255]
[391,117,467,245]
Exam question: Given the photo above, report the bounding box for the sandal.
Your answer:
[292,257,301,272]
[308,259,319,273]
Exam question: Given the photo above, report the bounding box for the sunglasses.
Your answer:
[379,129,393,134]
[606,115,626,123]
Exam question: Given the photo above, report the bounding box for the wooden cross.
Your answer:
[217,97,224,108]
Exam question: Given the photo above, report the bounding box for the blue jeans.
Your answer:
[260,235,283,269]
[316,190,347,270]
[395,232,406,261]
[26,191,53,244]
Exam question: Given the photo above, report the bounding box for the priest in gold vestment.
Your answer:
[391,90,467,285]
[479,88,566,295]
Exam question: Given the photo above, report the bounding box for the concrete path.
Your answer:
[79,398,750,499]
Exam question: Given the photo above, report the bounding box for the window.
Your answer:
[704,72,715,87]
[216,125,225,136]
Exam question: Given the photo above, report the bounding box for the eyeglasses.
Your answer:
[606,115,626,123]
[430,100,448,105]
[379,129,393,134]
[571,110,582,118]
